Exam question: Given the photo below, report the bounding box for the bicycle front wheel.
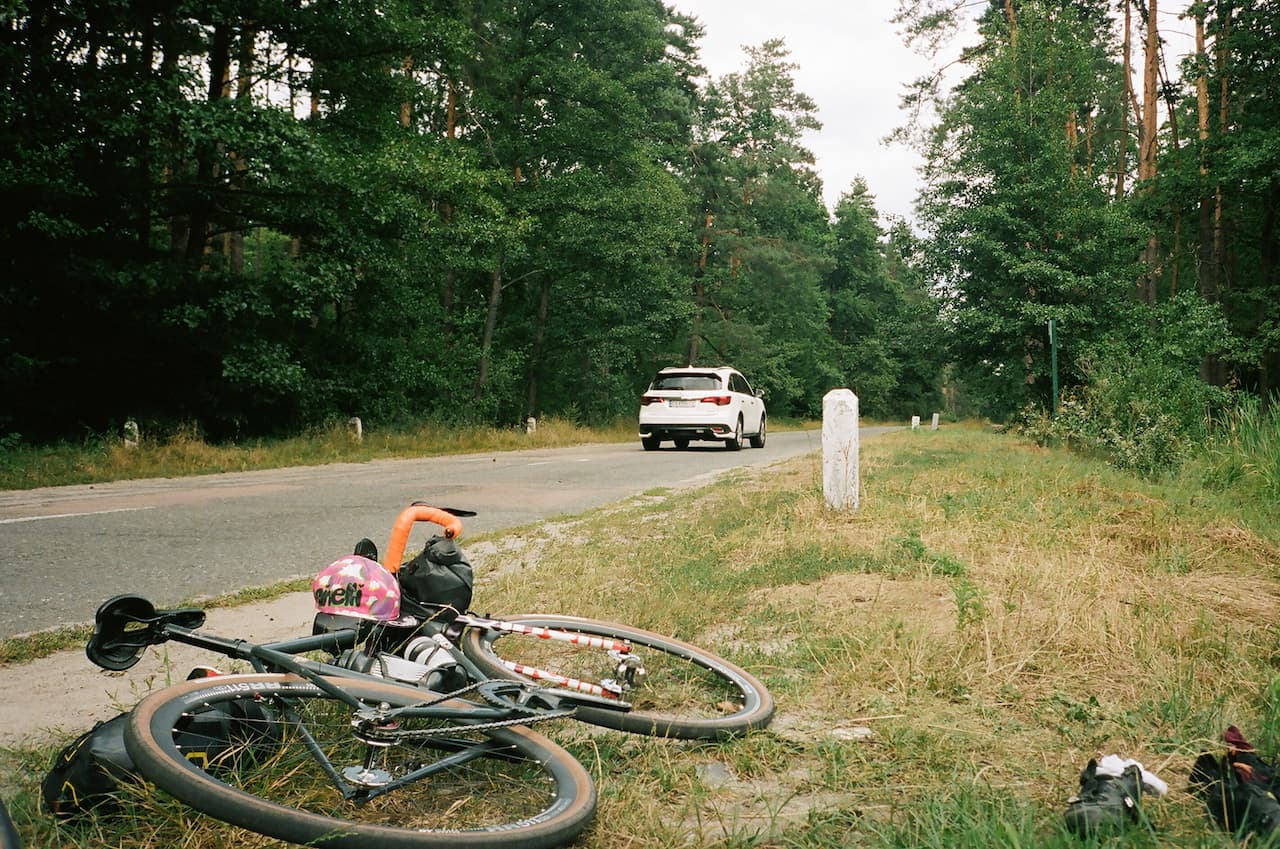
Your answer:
[461,615,774,741]
[124,673,595,849]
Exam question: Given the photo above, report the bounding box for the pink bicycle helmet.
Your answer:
[311,555,401,621]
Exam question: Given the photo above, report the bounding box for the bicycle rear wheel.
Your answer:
[124,673,595,849]
[460,615,774,741]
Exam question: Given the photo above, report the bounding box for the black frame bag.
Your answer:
[40,713,138,819]
[42,693,279,821]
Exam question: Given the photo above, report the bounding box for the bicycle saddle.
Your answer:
[86,594,206,671]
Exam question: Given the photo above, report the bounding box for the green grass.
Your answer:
[5,423,1280,848]
[1196,395,1280,502]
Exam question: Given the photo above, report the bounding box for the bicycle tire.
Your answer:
[460,615,774,741]
[0,798,19,849]
[124,673,595,849]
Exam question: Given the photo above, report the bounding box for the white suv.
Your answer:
[638,366,766,451]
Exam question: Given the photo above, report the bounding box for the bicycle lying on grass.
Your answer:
[82,502,774,849]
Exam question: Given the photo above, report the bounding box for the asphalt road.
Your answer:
[0,429,912,639]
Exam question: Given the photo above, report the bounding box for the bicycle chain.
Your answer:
[355,680,577,740]
[359,707,578,741]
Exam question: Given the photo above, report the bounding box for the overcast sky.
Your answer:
[671,2,1200,227]
[671,0,957,226]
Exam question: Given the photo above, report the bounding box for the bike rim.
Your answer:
[126,674,595,849]
[463,617,773,740]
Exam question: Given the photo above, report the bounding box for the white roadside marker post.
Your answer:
[822,388,860,511]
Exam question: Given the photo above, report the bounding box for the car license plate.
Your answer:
[670,400,695,408]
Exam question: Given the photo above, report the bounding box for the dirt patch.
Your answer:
[767,571,957,637]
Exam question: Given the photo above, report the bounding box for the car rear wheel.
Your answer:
[641,436,661,451]
[725,418,743,451]
[749,415,766,449]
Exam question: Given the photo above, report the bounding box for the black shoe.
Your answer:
[1064,759,1143,836]
[1225,725,1280,790]
[1190,751,1280,838]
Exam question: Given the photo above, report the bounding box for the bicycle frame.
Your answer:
[75,501,767,847]
[452,613,638,700]
[377,503,641,702]
[86,593,627,723]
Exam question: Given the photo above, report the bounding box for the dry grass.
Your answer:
[0,417,640,490]
[461,425,1280,848]
[10,423,1280,848]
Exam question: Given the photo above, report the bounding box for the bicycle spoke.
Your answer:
[126,675,595,847]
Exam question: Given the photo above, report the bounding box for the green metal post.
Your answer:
[1049,319,1059,416]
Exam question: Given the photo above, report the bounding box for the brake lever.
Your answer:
[410,500,477,518]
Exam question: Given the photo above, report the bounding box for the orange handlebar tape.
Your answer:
[383,504,464,573]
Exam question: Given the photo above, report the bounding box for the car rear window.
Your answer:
[651,373,721,391]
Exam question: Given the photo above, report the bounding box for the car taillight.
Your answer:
[640,395,664,405]
[701,395,732,406]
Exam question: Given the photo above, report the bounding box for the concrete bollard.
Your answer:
[911,415,920,430]
[526,417,537,435]
[347,417,362,442]
[123,420,139,448]
[822,388,859,511]
[931,412,940,431]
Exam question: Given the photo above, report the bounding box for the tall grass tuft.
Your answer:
[1199,394,1280,500]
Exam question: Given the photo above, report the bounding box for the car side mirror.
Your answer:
[754,389,763,398]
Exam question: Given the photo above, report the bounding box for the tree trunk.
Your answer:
[1214,11,1230,309]
[1116,0,1132,200]
[441,79,458,344]
[400,55,413,127]
[1085,111,1094,178]
[159,11,189,258]
[1138,0,1159,185]
[446,78,457,138]
[291,59,322,259]
[1066,110,1078,177]
[1003,0,1017,55]
[525,276,551,418]
[475,252,504,399]
[1195,8,1223,384]
[688,210,713,365]
[1260,176,1278,405]
[228,22,256,275]
[137,12,156,249]
[1135,0,1160,305]
[186,23,232,264]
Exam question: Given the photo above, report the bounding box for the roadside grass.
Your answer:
[6,423,1280,848]
[1192,394,1280,505]
[0,416,636,490]
[0,416,818,491]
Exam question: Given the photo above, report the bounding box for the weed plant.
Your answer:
[5,424,1280,848]
[1194,394,1280,502]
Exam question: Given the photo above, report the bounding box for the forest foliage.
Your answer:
[1,1,1276,471]
[896,0,1278,466]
